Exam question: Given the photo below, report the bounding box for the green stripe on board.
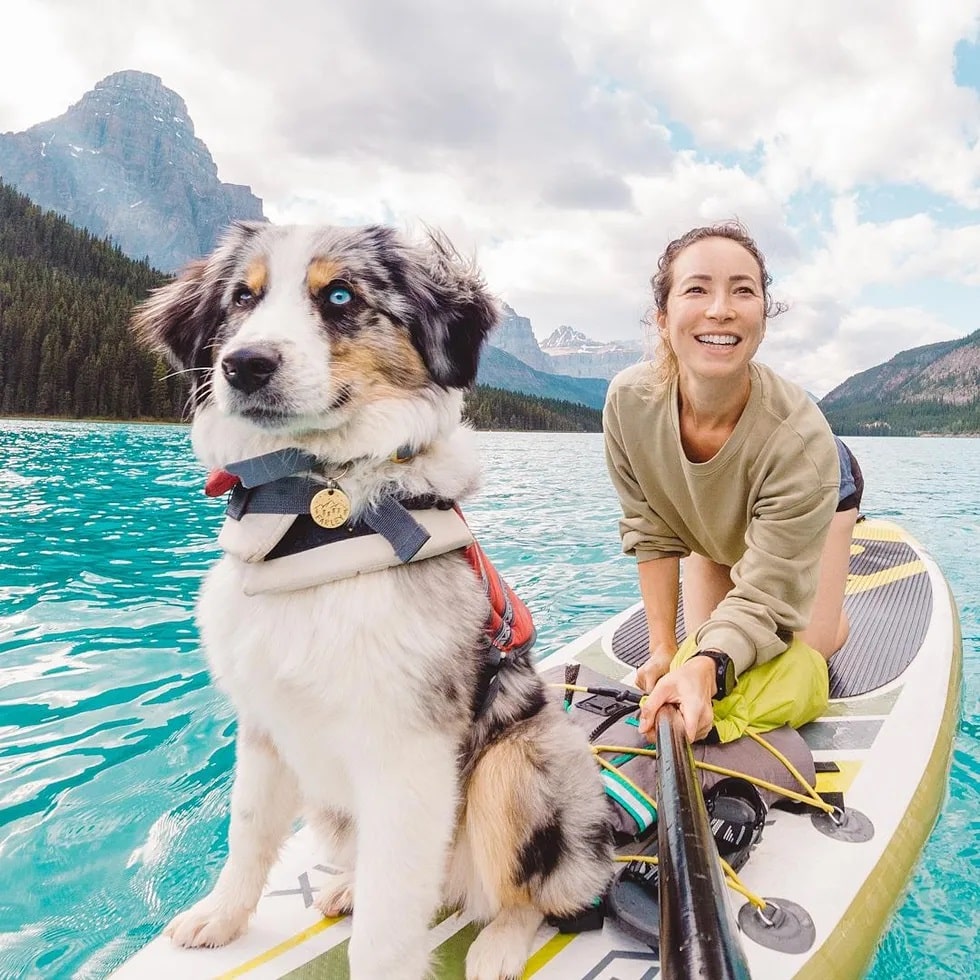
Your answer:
[430,922,479,978]
[525,931,580,975]
[429,920,578,978]
[576,640,633,681]
[282,908,471,979]
[281,939,349,980]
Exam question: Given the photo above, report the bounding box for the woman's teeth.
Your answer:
[697,334,739,346]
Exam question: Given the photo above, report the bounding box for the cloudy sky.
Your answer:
[1,0,979,396]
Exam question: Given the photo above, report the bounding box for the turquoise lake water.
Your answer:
[0,420,977,979]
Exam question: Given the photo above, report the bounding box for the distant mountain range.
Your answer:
[1,71,976,431]
[0,70,265,271]
[491,304,643,380]
[477,346,608,409]
[818,330,980,436]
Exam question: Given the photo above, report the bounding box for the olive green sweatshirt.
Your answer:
[603,360,840,677]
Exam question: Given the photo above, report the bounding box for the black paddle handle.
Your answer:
[655,704,752,980]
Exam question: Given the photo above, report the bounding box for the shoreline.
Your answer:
[2,414,979,438]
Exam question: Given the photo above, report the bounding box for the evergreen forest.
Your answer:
[821,399,980,437]
[463,386,601,432]
[0,180,187,419]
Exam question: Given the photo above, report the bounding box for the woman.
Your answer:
[603,222,863,744]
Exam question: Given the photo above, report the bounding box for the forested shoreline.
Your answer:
[0,180,186,419]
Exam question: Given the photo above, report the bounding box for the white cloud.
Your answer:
[781,198,980,303]
[0,0,978,396]
[765,304,964,397]
[573,0,980,203]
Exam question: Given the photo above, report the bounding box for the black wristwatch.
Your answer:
[694,649,736,700]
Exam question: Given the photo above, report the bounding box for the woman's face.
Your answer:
[657,237,766,385]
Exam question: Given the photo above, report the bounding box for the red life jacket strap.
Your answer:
[455,508,537,659]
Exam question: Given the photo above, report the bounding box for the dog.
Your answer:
[133,222,614,980]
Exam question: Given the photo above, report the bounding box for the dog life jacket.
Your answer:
[207,448,536,673]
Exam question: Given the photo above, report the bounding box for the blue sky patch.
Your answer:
[954,38,980,91]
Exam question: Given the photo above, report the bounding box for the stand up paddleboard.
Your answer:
[112,518,961,979]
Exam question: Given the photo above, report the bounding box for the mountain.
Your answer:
[540,325,598,351]
[541,325,644,377]
[819,329,980,436]
[0,70,265,271]
[490,305,643,380]
[489,303,555,372]
[546,346,644,379]
[477,345,608,409]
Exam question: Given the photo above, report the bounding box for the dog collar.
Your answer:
[208,446,437,563]
[204,445,417,498]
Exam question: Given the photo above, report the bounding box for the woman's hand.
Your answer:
[636,647,675,693]
[639,655,717,742]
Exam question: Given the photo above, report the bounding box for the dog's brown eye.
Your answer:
[232,286,255,308]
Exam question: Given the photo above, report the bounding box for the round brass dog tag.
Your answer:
[310,486,351,528]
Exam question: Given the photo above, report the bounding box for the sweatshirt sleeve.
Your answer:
[694,426,840,676]
[603,384,690,563]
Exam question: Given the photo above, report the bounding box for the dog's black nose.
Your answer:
[221,347,282,394]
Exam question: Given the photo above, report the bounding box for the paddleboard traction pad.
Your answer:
[610,531,931,698]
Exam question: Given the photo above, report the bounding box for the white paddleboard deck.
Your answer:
[113,519,961,979]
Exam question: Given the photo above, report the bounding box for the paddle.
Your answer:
[655,704,752,979]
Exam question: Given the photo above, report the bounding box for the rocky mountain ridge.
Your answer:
[0,70,265,271]
[491,306,642,380]
[490,304,556,372]
[477,345,608,409]
[818,329,980,435]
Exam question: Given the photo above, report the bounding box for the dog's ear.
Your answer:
[132,222,263,370]
[403,230,499,389]
[132,258,218,371]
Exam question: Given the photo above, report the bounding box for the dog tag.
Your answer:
[310,483,351,529]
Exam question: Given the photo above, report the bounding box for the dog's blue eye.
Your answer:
[328,287,352,306]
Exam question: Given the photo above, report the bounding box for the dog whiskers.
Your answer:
[160,366,210,383]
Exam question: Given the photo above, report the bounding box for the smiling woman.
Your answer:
[603,220,863,743]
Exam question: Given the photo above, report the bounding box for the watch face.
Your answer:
[702,651,734,700]
[719,656,735,699]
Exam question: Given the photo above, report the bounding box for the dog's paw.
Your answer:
[315,871,355,918]
[465,922,529,980]
[164,899,250,948]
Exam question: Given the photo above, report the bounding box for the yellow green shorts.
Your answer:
[671,636,829,743]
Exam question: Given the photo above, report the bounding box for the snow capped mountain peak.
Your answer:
[541,325,594,350]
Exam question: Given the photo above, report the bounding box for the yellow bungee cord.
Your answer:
[551,680,838,911]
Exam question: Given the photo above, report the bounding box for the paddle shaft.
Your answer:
[655,704,752,980]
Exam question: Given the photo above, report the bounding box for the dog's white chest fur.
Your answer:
[200,550,486,727]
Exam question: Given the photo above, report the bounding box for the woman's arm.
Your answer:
[636,555,680,692]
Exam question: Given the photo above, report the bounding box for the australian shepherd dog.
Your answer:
[134,223,613,980]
